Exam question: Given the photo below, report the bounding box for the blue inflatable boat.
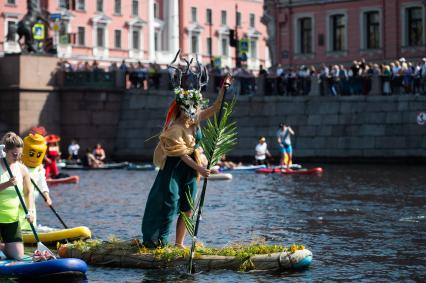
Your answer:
[0,258,87,280]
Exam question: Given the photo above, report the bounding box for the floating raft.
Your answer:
[58,240,312,272]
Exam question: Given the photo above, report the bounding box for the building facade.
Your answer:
[0,0,269,68]
[264,0,426,66]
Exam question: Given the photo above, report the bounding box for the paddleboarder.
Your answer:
[20,133,52,231]
[277,123,295,169]
[0,132,34,259]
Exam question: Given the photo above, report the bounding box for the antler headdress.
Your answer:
[164,50,209,129]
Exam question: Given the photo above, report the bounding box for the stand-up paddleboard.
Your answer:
[127,163,156,171]
[0,258,87,280]
[256,164,303,174]
[23,226,92,245]
[281,167,323,175]
[221,164,267,171]
[201,173,233,180]
[46,175,79,186]
[63,162,129,170]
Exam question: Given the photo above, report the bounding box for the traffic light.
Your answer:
[229,29,236,47]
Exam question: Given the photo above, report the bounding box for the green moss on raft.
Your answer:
[63,237,306,271]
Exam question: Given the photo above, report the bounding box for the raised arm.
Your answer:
[288,127,295,135]
[199,74,233,121]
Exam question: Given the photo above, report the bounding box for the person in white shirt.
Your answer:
[255,137,271,165]
[67,139,80,161]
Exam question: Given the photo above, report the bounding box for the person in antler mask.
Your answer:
[141,50,231,249]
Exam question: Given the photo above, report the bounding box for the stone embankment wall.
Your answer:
[115,92,426,161]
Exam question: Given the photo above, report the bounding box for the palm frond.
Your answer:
[201,98,237,168]
[181,98,237,238]
[180,190,198,237]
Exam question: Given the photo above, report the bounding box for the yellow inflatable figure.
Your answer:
[21,134,51,230]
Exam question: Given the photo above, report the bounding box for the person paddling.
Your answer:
[277,123,295,169]
[19,133,53,231]
[0,132,34,259]
[141,51,231,249]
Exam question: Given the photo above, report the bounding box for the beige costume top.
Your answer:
[153,123,201,170]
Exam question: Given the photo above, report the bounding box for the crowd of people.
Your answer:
[58,59,161,90]
[57,57,426,96]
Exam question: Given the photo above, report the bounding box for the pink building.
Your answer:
[178,0,270,69]
[0,0,269,68]
[265,0,426,66]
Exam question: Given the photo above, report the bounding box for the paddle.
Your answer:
[187,76,233,274]
[30,178,68,229]
[0,145,56,259]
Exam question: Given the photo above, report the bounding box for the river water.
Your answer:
[35,164,425,282]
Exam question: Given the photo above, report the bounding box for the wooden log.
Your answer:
[59,246,312,271]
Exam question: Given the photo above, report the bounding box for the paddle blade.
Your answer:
[36,242,57,259]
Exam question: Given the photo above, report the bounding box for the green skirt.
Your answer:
[142,156,197,248]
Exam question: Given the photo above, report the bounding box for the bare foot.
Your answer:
[175,243,186,249]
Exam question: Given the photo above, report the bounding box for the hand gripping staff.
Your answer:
[0,144,56,259]
[187,75,233,274]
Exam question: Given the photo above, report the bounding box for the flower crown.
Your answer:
[174,87,208,109]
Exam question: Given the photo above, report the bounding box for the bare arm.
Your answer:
[22,167,34,212]
[288,127,295,135]
[0,178,16,191]
[199,74,232,121]
[180,154,210,177]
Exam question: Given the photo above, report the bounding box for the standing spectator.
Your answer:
[259,65,268,77]
[401,62,413,94]
[382,65,392,95]
[420,58,426,95]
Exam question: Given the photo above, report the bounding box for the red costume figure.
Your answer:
[44,134,61,178]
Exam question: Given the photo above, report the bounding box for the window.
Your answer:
[114,0,121,14]
[154,2,159,19]
[76,0,85,10]
[299,17,312,54]
[77,27,85,46]
[132,30,140,50]
[207,37,212,56]
[221,10,227,25]
[96,0,103,13]
[132,0,139,17]
[6,21,17,41]
[365,11,380,49]
[236,12,241,27]
[221,38,228,56]
[206,9,212,25]
[191,34,198,53]
[97,27,105,47]
[407,7,423,46]
[114,30,121,48]
[191,7,197,23]
[59,0,68,9]
[154,32,159,51]
[250,39,257,59]
[331,14,345,51]
[249,13,255,28]
[7,0,16,5]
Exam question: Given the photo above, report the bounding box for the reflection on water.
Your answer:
[34,164,426,282]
